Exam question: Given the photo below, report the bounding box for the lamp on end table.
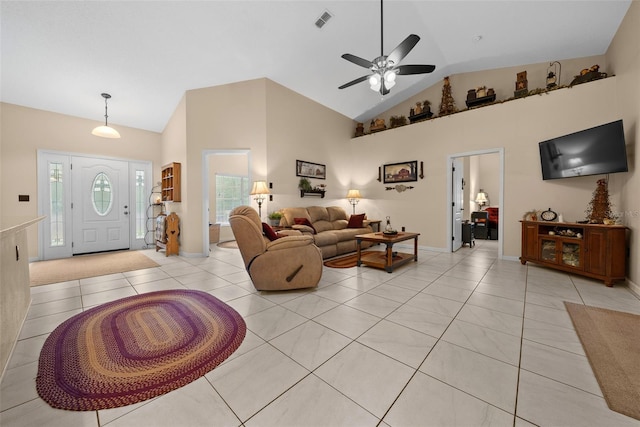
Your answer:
[346,189,361,214]
[250,181,270,218]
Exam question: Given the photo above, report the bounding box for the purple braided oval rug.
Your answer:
[36,289,246,411]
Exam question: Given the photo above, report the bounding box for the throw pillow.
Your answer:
[347,213,366,228]
[293,217,316,234]
[262,222,281,241]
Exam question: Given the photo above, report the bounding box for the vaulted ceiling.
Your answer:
[1,1,631,133]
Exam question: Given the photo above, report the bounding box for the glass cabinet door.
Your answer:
[540,239,557,262]
[561,241,581,267]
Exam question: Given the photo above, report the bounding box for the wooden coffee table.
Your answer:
[355,232,420,273]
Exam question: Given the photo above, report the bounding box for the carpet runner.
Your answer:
[564,301,640,421]
[36,289,246,411]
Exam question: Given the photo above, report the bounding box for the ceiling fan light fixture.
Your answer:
[384,70,397,88]
[369,74,381,91]
[91,93,121,139]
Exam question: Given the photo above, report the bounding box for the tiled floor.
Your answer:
[2,240,640,426]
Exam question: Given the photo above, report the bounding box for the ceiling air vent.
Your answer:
[315,10,333,29]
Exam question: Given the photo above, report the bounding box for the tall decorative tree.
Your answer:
[585,178,612,223]
[438,76,458,116]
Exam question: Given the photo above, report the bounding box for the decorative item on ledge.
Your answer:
[385,184,414,192]
[514,71,528,98]
[409,100,433,123]
[389,116,407,128]
[466,86,496,108]
[438,76,458,116]
[355,122,365,137]
[370,118,386,133]
[300,189,325,198]
[570,64,607,87]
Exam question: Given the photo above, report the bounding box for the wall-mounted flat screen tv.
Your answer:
[539,119,628,180]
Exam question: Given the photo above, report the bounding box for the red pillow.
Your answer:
[262,222,281,241]
[293,217,316,234]
[347,213,366,228]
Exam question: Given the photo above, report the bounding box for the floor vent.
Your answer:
[315,10,333,29]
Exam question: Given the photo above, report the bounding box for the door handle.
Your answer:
[124,211,129,215]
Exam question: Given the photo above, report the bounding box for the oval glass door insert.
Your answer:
[92,172,113,215]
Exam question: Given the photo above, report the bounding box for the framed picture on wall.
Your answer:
[383,161,418,183]
[296,160,326,179]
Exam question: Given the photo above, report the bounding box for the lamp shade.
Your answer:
[250,181,270,195]
[475,190,488,205]
[346,189,361,199]
[91,125,121,139]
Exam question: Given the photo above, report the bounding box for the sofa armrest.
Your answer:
[266,235,315,251]
[277,229,302,237]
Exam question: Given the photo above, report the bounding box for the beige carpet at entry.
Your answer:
[564,301,640,421]
[30,251,159,286]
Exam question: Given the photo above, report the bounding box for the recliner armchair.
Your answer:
[229,206,322,291]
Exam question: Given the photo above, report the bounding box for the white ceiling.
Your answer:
[1,1,631,133]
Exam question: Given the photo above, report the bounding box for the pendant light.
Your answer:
[91,93,121,138]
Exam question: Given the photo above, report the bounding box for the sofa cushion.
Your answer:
[262,222,281,241]
[307,206,330,223]
[313,231,339,246]
[347,213,366,228]
[333,219,348,230]
[313,220,334,233]
[281,207,311,227]
[327,206,348,222]
[294,217,316,234]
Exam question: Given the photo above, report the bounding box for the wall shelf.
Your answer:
[300,190,325,198]
[161,162,181,202]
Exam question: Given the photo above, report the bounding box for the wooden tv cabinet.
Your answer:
[520,220,627,287]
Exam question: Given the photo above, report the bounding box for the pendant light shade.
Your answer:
[92,93,121,138]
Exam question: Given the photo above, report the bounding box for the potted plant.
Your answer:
[298,177,312,191]
[267,211,282,226]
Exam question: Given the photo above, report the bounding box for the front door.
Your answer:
[72,157,130,254]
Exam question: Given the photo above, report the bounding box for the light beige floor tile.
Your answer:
[421,282,473,302]
[206,284,251,302]
[384,372,513,427]
[313,305,379,339]
[520,339,601,396]
[102,378,240,427]
[420,341,518,413]
[206,344,308,422]
[26,296,82,319]
[455,304,523,337]
[81,287,137,308]
[18,309,82,340]
[367,283,418,304]
[357,319,437,368]
[80,278,131,295]
[30,286,81,305]
[132,278,185,294]
[245,374,378,427]
[225,294,275,317]
[344,292,402,318]
[315,342,414,418]
[281,294,339,318]
[516,370,640,427]
[270,321,351,370]
[522,317,585,355]
[244,306,307,341]
[405,292,464,317]
[441,319,521,366]
[386,303,453,339]
[466,291,524,317]
[0,398,98,427]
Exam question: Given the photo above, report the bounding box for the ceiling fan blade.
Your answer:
[395,64,436,75]
[338,75,370,89]
[341,53,374,69]
[387,34,420,66]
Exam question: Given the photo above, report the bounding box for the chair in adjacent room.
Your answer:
[229,206,323,291]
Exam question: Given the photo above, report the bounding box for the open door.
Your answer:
[452,158,464,251]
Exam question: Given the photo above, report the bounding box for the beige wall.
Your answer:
[0,103,162,257]
[606,0,640,287]
[346,78,621,257]
[177,79,268,255]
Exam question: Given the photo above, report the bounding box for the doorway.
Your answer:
[446,148,504,258]
[201,149,252,256]
[37,151,152,260]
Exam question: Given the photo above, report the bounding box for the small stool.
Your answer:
[462,222,475,247]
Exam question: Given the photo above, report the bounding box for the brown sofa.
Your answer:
[279,206,373,259]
